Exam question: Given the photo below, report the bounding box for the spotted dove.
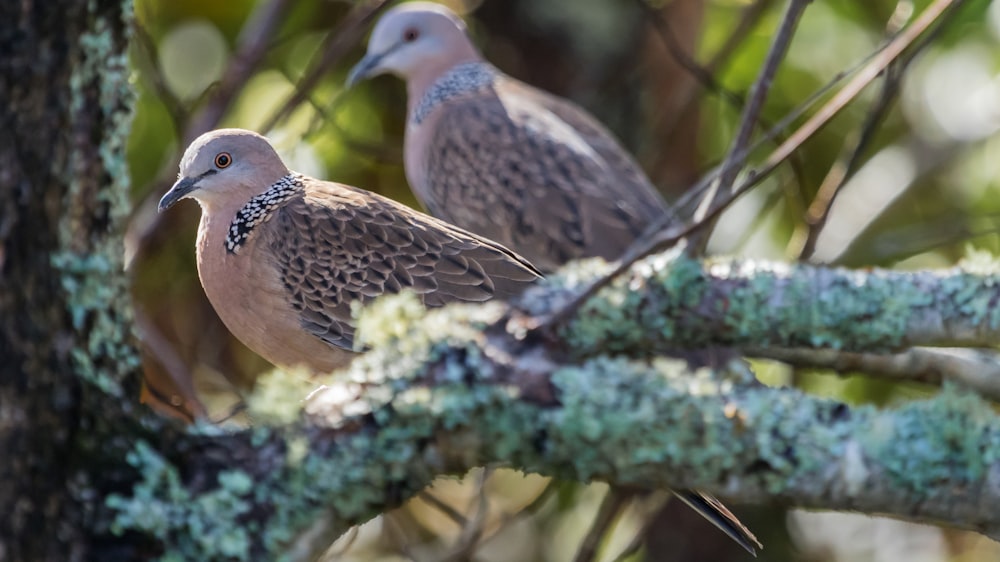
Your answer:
[347,2,670,273]
[159,128,541,374]
[347,4,759,554]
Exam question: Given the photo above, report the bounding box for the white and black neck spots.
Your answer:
[226,173,304,253]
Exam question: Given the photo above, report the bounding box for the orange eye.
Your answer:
[215,152,232,168]
[403,28,419,42]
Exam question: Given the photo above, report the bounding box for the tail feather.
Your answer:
[673,490,762,556]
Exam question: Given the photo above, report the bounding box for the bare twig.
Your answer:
[637,0,747,114]
[752,347,1000,400]
[130,0,296,268]
[260,0,392,133]
[789,63,904,260]
[131,21,188,134]
[609,494,670,562]
[793,0,967,260]
[689,0,812,247]
[183,0,296,143]
[382,513,421,562]
[655,0,776,140]
[417,491,468,528]
[280,74,403,163]
[535,0,964,332]
[440,469,492,561]
[572,488,630,562]
[641,0,812,201]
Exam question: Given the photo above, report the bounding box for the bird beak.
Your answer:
[158,176,201,212]
[346,52,385,88]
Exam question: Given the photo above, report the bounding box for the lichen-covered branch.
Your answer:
[525,248,1000,356]
[106,296,1000,560]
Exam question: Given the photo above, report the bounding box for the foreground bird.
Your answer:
[347,2,670,273]
[159,128,541,373]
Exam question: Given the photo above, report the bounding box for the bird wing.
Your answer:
[260,177,541,349]
[420,81,668,272]
[509,79,671,211]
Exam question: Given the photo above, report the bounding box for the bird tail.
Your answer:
[672,490,762,556]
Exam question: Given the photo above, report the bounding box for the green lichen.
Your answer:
[106,250,1000,557]
[58,1,137,391]
[245,367,317,426]
[544,355,852,492]
[554,251,1000,357]
[106,441,254,560]
[865,383,1000,493]
[107,293,1000,557]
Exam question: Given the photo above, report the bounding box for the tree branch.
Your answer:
[105,291,1000,560]
[525,249,1000,356]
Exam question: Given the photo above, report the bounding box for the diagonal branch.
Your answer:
[260,0,392,133]
[182,0,296,143]
[691,0,812,231]
[539,0,967,331]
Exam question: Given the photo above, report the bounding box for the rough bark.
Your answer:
[0,1,146,559]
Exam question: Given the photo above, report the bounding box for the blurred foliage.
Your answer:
[127,0,1000,560]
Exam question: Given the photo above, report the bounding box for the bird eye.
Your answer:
[403,28,419,42]
[215,152,232,169]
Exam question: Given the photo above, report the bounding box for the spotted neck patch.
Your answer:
[412,62,497,125]
[226,173,304,254]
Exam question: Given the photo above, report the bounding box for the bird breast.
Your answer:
[195,210,352,374]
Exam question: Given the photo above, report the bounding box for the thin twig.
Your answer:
[637,0,747,113]
[440,469,492,561]
[417,491,468,528]
[260,0,393,133]
[183,0,296,143]
[530,0,963,333]
[655,0,776,140]
[382,513,422,562]
[131,21,188,134]
[319,526,360,561]
[641,0,812,199]
[793,0,967,260]
[274,68,403,163]
[130,0,295,267]
[572,488,630,562]
[689,0,812,249]
[790,64,903,260]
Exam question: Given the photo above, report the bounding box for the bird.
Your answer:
[158,128,542,374]
[346,2,671,273]
[347,4,760,555]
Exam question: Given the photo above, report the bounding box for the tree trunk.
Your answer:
[0,1,141,559]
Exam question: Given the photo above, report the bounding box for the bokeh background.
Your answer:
[126,0,1000,560]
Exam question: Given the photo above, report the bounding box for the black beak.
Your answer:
[346,52,386,88]
[158,175,202,212]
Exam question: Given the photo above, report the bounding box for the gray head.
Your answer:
[159,129,291,212]
[347,2,482,87]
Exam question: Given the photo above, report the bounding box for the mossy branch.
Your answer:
[526,247,1000,356]
[108,277,1000,560]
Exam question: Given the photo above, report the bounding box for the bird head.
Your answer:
[347,2,481,87]
[159,129,290,212]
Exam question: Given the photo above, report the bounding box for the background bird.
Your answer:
[347,4,758,555]
[158,128,541,374]
[347,2,671,273]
